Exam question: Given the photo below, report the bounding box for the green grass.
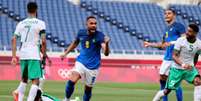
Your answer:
[0,80,195,101]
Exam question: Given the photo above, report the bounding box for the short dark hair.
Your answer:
[189,24,199,33]
[165,8,176,15]
[86,16,96,21]
[27,2,37,13]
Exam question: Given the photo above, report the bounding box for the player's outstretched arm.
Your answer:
[144,37,172,49]
[143,41,169,49]
[60,40,79,60]
[101,36,110,56]
[11,36,17,65]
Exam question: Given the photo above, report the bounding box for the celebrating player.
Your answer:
[60,16,110,101]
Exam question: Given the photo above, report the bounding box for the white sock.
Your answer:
[27,84,39,101]
[17,82,27,101]
[39,77,45,90]
[194,85,201,101]
[63,98,70,101]
[152,90,165,101]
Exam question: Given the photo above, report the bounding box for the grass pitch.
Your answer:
[0,80,194,101]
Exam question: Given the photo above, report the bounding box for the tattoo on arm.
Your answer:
[172,50,182,66]
[194,53,199,66]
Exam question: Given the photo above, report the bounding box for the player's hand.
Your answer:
[48,60,52,67]
[60,54,66,61]
[104,36,110,44]
[182,64,192,70]
[162,42,171,48]
[143,41,150,47]
[11,57,17,66]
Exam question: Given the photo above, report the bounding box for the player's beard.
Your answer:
[187,34,196,43]
[88,28,96,35]
[165,16,175,25]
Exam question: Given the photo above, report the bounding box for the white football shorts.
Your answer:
[72,61,99,87]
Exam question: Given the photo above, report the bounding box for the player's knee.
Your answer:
[85,85,92,91]
[69,71,81,83]
[164,89,171,95]
[160,75,168,81]
[22,78,28,83]
[32,78,40,85]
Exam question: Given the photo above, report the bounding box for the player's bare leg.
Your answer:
[12,90,19,101]
[13,78,28,101]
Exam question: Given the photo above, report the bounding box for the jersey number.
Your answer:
[189,45,193,52]
[24,25,31,42]
[165,32,168,38]
[85,41,90,48]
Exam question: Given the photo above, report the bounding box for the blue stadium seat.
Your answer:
[130,29,137,36]
[182,13,188,19]
[52,37,59,44]
[143,36,151,42]
[2,7,8,14]
[98,12,105,18]
[104,15,111,22]
[123,26,130,32]
[14,15,20,22]
[176,9,182,15]
[188,16,194,22]
[195,19,200,25]
[46,33,52,40]
[8,11,14,18]
[0,4,2,11]
[3,0,200,52]
[92,8,99,15]
[111,19,117,25]
[58,40,67,47]
[137,33,143,40]
[117,22,123,29]
[86,5,93,11]
[80,2,87,8]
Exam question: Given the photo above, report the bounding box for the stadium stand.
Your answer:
[1,0,201,54]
